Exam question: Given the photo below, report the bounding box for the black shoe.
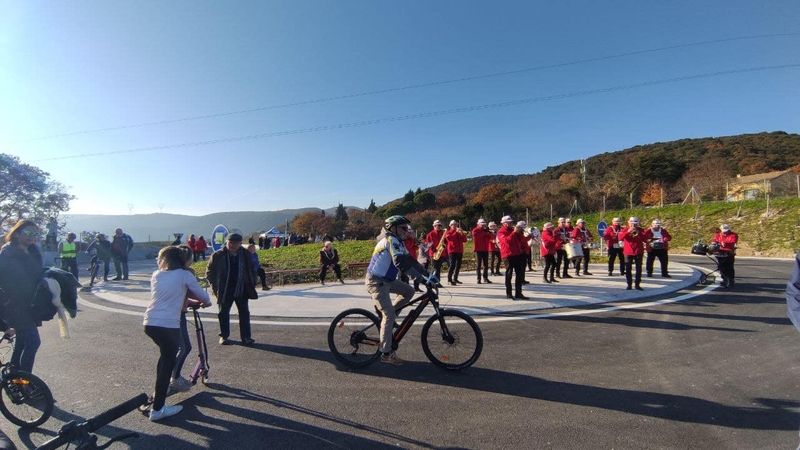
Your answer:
[626,285,632,290]
[543,278,551,283]
[646,273,652,277]
[242,338,255,346]
[608,271,613,276]
[112,276,121,281]
[663,274,672,278]
[522,280,531,285]
[514,294,528,300]
[563,274,573,279]
[435,283,443,288]
[635,285,643,291]
[506,295,514,300]
[550,278,559,283]
[103,277,109,281]
[122,276,128,280]
[339,279,345,284]
[477,279,482,284]
[262,286,271,291]
[454,280,463,285]
[449,281,457,286]
[484,278,492,284]
[574,272,580,276]
[584,272,593,276]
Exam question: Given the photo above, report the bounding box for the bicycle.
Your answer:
[327,277,483,370]
[87,252,101,287]
[0,335,54,428]
[36,393,147,450]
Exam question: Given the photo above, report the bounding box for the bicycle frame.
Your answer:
[367,285,446,349]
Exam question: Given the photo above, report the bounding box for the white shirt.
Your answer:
[144,269,211,328]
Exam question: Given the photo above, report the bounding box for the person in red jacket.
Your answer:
[472,218,493,284]
[571,219,594,276]
[497,216,527,300]
[712,224,739,288]
[445,220,468,285]
[618,217,652,290]
[403,227,422,292]
[425,220,447,280]
[488,221,502,276]
[646,219,672,278]
[540,222,559,283]
[194,236,208,261]
[555,218,572,279]
[603,218,624,276]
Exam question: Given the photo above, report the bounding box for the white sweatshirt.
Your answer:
[143,269,211,328]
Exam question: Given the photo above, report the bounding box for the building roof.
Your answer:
[729,169,792,185]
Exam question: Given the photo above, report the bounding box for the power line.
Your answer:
[30,63,800,163]
[11,33,800,144]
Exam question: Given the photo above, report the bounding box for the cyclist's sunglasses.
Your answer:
[22,230,40,237]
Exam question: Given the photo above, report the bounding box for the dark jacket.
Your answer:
[111,233,134,257]
[87,239,112,260]
[206,247,258,303]
[0,242,44,329]
[319,249,340,267]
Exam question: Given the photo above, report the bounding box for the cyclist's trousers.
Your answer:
[366,276,414,354]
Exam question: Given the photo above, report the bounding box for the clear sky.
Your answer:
[1,1,798,216]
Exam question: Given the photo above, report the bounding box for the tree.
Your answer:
[335,203,348,221]
[413,192,436,211]
[435,191,463,208]
[0,154,74,232]
[473,184,507,205]
[367,199,377,213]
[639,181,665,206]
[403,189,415,202]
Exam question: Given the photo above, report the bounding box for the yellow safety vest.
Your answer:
[61,241,77,258]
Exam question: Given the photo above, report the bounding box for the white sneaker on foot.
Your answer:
[150,404,183,421]
[169,376,192,393]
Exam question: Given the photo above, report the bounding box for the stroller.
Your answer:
[691,240,727,285]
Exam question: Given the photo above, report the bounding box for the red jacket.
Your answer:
[404,236,419,260]
[194,237,208,252]
[497,225,523,258]
[540,229,558,256]
[555,226,570,250]
[603,225,623,250]
[426,229,447,258]
[472,226,492,253]
[619,226,652,256]
[571,226,593,246]
[713,231,738,254]
[445,228,467,254]
[646,227,672,252]
[489,231,500,252]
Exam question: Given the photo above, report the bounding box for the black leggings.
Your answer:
[475,251,489,280]
[543,254,556,280]
[491,251,502,274]
[144,325,181,411]
[448,253,463,282]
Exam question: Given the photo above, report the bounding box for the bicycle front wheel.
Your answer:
[0,371,54,428]
[421,310,483,370]
[90,264,100,287]
[328,309,381,368]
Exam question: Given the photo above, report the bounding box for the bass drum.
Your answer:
[565,242,584,259]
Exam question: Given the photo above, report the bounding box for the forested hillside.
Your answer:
[369,131,800,233]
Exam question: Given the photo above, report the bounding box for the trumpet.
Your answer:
[630,227,639,237]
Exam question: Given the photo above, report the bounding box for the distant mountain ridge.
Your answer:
[62,207,337,242]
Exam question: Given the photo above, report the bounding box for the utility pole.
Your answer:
[127,204,134,215]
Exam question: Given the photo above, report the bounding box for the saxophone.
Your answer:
[433,232,447,261]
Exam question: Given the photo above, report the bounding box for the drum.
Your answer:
[651,241,665,250]
[565,242,584,259]
[690,242,708,255]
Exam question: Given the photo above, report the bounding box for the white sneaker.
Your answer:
[150,404,183,421]
[169,376,192,393]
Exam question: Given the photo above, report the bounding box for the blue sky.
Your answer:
[1,1,798,216]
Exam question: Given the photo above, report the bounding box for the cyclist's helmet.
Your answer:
[384,215,410,231]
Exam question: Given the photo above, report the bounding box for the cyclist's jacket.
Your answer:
[86,239,112,260]
[367,231,429,282]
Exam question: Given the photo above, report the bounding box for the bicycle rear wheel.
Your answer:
[328,309,381,368]
[0,371,54,428]
[421,309,483,370]
[90,264,100,287]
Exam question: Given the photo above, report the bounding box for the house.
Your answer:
[726,169,798,201]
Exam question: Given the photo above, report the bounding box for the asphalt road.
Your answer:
[2,256,798,449]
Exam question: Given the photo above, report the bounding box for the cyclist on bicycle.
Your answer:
[366,215,436,365]
[86,233,112,282]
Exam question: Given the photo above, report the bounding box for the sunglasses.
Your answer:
[22,230,40,237]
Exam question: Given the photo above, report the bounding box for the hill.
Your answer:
[61,207,337,242]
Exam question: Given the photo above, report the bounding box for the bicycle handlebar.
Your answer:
[36,393,148,450]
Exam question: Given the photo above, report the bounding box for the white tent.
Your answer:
[260,227,285,238]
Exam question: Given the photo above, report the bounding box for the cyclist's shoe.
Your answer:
[150,404,183,421]
[170,376,192,393]
[380,351,404,365]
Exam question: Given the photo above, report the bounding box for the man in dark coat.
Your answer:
[206,233,258,346]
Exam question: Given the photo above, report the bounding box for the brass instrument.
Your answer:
[433,231,447,261]
[630,226,639,238]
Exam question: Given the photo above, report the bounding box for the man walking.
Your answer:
[206,233,258,346]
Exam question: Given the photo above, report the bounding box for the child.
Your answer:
[169,246,212,393]
[144,246,210,422]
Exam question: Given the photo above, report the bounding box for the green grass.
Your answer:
[191,197,800,284]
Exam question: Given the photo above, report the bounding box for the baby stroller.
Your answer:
[691,240,724,285]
